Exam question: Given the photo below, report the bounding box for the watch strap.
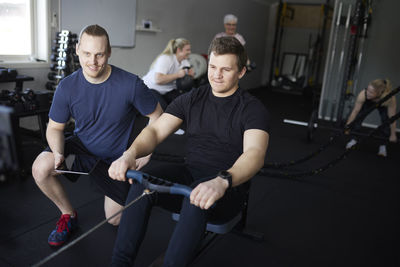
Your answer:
[218,170,232,189]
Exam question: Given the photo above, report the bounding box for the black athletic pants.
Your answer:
[111,161,247,267]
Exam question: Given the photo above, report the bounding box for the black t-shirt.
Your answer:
[165,84,270,172]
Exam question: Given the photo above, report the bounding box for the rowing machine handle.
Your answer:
[126,169,192,198]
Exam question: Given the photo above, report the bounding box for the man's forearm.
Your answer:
[134,103,163,158]
[227,148,266,187]
[46,128,65,155]
[124,127,159,159]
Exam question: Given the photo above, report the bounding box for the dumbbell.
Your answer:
[0,68,18,80]
[8,91,21,102]
[50,62,69,71]
[7,91,25,113]
[50,54,70,62]
[52,38,66,44]
[52,42,69,49]
[0,68,8,80]
[57,30,71,37]
[55,60,66,67]
[7,68,18,79]
[48,72,66,81]
[22,88,37,111]
[52,45,70,53]
[50,54,57,62]
[46,81,57,91]
[57,30,77,40]
[54,36,70,45]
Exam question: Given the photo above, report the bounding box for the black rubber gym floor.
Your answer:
[1,87,399,267]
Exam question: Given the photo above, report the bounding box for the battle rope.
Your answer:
[32,190,154,267]
[263,85,400,169]
[259,110,400,178]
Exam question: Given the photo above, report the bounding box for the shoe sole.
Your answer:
[48,241,65,247]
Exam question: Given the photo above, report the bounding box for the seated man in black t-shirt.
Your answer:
[108,36,270,267]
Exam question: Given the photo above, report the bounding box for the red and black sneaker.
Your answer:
[48,211,78,247]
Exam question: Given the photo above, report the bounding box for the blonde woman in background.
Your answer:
[345,79,397,157]
[143,38,194,111]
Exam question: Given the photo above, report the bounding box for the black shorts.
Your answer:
[44,135,130,206]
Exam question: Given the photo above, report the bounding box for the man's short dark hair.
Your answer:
[208,36,247,71]
[78,24,111,53]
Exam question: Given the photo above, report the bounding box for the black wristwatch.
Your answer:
[218,170,232,189]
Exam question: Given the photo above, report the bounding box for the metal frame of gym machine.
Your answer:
[284,0,376,142]
[268,0,331,95]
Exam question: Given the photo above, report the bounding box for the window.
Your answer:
[0,0,49,64]
[0,0,32,56]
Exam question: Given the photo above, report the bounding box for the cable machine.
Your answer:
[269,0,331,96]
[319,0,373,126]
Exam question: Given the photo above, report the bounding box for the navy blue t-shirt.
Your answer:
[166,84,270,172]
[49,65,157,161]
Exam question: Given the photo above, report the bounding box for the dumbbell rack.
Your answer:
[46,30,80,91]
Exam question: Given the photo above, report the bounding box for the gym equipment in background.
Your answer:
[47,30,80,91]
[188,53,208,87]
[0,67,18,81]
[319,0,373,125]
[0,69,54,178]
[269,1,330,96]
